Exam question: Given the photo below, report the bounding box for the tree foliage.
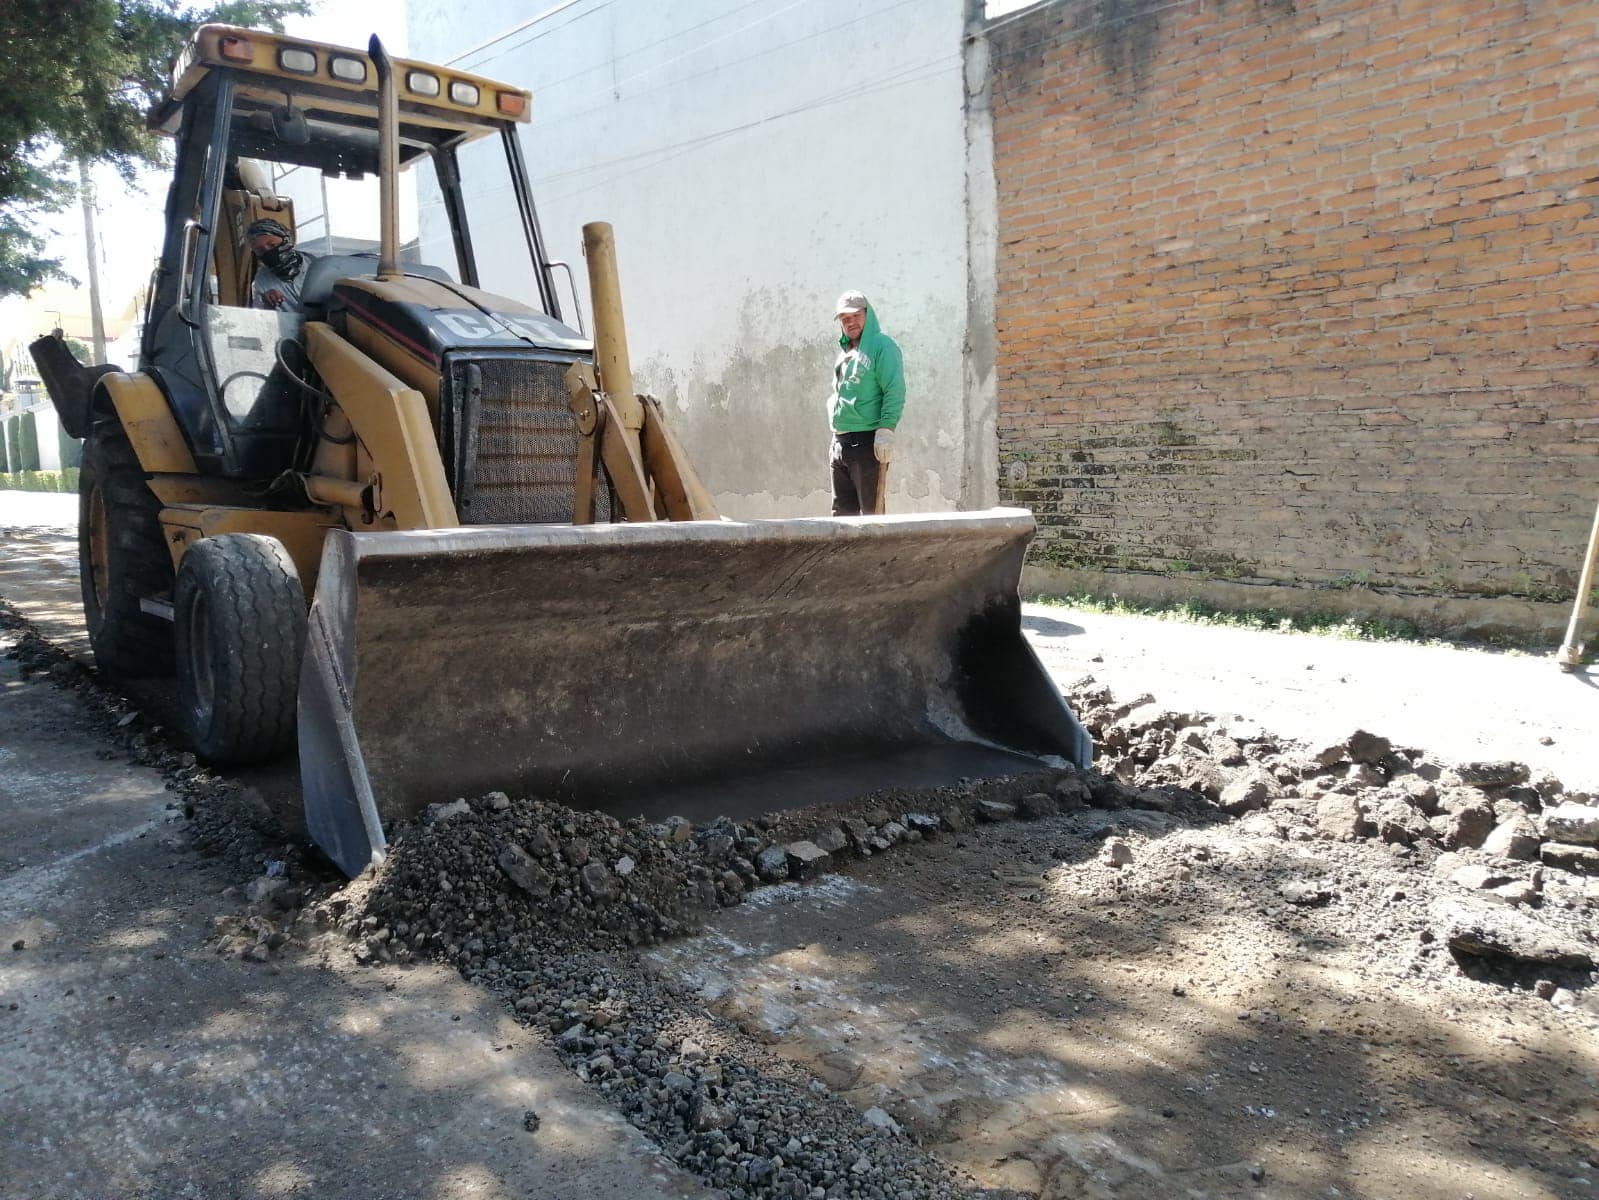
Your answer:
[0,0,310,298]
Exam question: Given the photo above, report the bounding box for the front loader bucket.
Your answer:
[298,508,1091,876]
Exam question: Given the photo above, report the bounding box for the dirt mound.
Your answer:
[355,796,736,962]
[1068,678,1599,992]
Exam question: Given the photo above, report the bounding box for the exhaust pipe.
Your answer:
[369,35,401,280]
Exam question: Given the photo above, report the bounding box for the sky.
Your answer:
[0,0,411,354]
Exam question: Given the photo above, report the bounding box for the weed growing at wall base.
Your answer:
[1033,592,1552,654]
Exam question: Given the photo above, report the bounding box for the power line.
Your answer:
[535,46,956,187]
[588,0,816,98]
[493,0,778,96]
[540,54,963,205]
[448,0,614,69]
[413,44,958,216]
[415,0,960,209]
[539,0,930,126]
[428,0,1197,214]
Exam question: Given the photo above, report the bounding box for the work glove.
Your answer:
[874,428,895,463]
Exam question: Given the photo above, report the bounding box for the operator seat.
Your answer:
[218,158,296,308]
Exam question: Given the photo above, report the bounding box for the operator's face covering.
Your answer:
[250,230,304,280]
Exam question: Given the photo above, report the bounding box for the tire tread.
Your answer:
[79,422,175,676]
[176,534,305,764]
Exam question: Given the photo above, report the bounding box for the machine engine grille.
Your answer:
[443,353,609,525]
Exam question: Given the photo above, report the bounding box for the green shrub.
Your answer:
[16,412,39,471]
[0,468,79,493]
[58,423,83,469]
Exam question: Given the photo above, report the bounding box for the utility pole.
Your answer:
[78,159,107,366]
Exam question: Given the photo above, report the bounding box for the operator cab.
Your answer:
[143,27,584,482]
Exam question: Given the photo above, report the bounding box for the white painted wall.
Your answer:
[407,0,979,516]
[33,406,63,471]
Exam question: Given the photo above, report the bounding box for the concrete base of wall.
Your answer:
[1022,566,1578,646]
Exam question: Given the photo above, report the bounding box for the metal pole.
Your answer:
[1556,495,1599,671]
[320,173,334,255]
[369,36,401,279]
[581,222,641,432]
[78,159,107,365]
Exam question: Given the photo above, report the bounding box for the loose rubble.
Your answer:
[1068,678,1599,992]
[318,791,1047,1198]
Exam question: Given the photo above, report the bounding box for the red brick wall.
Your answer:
[990,0,1599,602]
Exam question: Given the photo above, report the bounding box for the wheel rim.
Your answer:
[87,482,110,615]
[186,589,215,719]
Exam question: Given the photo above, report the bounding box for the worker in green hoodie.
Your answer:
[828,290,905,516]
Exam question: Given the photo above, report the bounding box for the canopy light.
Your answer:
[278,47,316,74]
[449,81,480,106]
[329,55,367,83]
[497,92,527,117]
[407,71,440,97]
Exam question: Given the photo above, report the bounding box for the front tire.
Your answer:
[175,534,306,764]
[78,421,175,676]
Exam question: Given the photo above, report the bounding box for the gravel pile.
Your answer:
[353,796,737,962]
[344,767,1171,970]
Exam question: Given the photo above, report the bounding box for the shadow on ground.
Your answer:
[0,656,688,1200]
[648,812,1597,1199]
[1021,612,1084,640]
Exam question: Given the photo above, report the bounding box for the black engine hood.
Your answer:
[334,280,590,367]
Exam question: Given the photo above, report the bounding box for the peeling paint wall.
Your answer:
[408,0,981,517]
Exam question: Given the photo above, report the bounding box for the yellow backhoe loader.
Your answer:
[32,26,1090,876]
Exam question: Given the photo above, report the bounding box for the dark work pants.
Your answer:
[830,431,884,517]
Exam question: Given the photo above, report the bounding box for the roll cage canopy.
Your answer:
[138,26,562,480]
[151,25,532,140]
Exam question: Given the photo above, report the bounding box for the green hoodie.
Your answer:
[829,303,905,433]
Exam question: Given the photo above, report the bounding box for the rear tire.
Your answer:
[78,420,176,676]
[175,534,307,764]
